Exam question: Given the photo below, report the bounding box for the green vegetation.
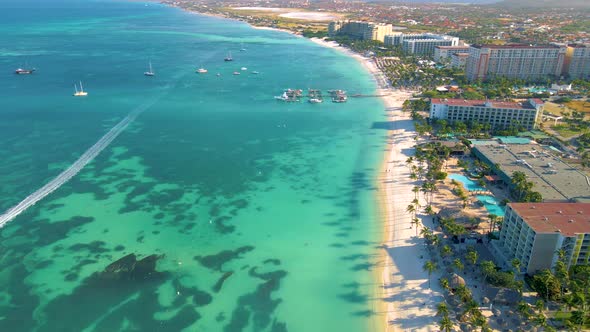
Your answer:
[527,256,590,329]
[510,171,542,202]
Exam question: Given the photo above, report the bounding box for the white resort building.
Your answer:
[429,98,544,130]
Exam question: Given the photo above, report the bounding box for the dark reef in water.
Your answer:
[212,271,234,293]
[194,246,254,271]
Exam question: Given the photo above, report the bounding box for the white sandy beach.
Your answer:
[309,38,443,332]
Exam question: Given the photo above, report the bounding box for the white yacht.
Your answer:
[196,67,208,74]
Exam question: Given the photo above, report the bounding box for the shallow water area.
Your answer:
[0,1,386,331]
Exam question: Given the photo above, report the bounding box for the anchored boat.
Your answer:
[73,81,88,97]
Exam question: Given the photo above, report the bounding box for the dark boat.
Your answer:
[15,68,35,75]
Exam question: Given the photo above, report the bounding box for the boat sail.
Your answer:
[73,81,88,96]
[224,51,233,62]
[144,61,155,76]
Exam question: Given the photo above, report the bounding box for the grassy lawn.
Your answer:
[551,125,585,138]
[565,100,590,115]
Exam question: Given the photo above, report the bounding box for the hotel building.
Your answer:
[450,53,470,69]
[465,44,567,82]
[495,203,590,274]
[564,44,590,79]
[434,45,470,63]
[384,33,460,55]
[429,98,544,130]
[328,21,393,43]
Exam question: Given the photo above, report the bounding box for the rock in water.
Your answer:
[99,253,163,281]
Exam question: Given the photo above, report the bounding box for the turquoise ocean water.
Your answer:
[0,1,387,331]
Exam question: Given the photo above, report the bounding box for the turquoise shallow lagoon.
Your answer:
[0,1,387,331]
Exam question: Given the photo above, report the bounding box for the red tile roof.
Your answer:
[508,203,590,236]
[430,98,540,110]
[472,44,561,50]
[435,46,470,49]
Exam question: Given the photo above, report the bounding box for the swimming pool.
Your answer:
[449,174,485,192]
[449,173,505,216]
[476,195,505,217]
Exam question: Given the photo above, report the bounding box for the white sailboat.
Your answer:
[144,61,155,76]
[240,43,246,52]
[73,81,88,96]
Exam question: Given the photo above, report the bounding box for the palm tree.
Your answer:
[406,204,416,217]
[466,250,478,267]
[440,277,450,291]
[511,258,521,275]
[423,260,438,289]
[441,245,452,258]
[488,214,498,233]
[412,217,421,236]
[412,186,420,199]
[437,302,449,316]
[480,260,496,285]
[454,284,472,303]
[439,315,454,332]
[453,258,464,273]
[517,300,531,319]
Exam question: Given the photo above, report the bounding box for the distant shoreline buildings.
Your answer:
[465,44,590,82]
[328,20,459,55]
[328,21,394,43]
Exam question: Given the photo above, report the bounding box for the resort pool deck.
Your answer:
[448,173,505,216]
[476,195,505,217]
[449,174,485,192]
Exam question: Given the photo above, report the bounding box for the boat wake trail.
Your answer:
[0,95,161,228]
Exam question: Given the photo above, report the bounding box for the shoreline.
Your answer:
[158,3,437,330]
[306,38,441,332]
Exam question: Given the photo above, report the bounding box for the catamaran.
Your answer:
[73,81,88,96]
[144,61,155,76]
[224,52,233,62]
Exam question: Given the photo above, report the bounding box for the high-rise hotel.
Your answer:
[328,21,394,43]
[495,203,590,274]
[465,44,567,82]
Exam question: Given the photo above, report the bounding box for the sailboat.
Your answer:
[73,81,88,96]
[144,61,155,76]
[224,51,233,62]
[240,43,246,52]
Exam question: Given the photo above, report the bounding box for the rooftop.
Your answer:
[471,44,562,50]
[431,98,542,110]
[435,45,470,49]
[473,144,590,202]
[509,203,590,236]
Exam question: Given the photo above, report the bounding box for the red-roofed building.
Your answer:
[496,203,590,274]
[429,98,543,130]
